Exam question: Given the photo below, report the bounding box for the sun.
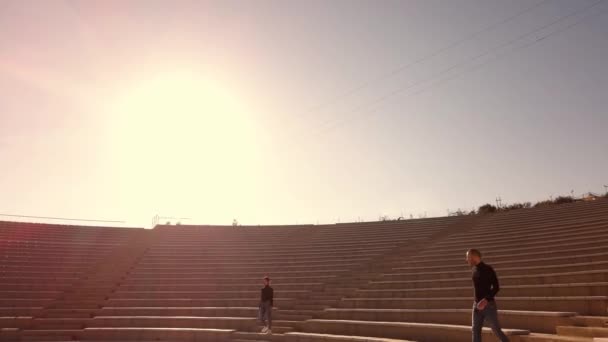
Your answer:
[115,69,249,143]
[102,68,261,217]
[107,68,257,161]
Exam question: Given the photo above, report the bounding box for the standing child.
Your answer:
[259,276,273,334]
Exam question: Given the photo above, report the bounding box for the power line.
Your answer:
[404,3,608,100]
[313,0,605,135]
[308,0,605,137]
[302,0,553,116]
[337,1,608,127]
[0,213,126,224]
[272,0,553,135]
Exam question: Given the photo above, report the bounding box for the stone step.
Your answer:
[310,295,344,301]
[132,264,361,273]
[40,309,94,319]
[87,316,257,331]
[0,307,43,316]
[300,319,529,342]
[279,310,322,317]
[276,314,314,321]
[557,326,608,338]
[104,298,298,308]
[273,321,305,332]
[18,329,79,342]
[110,290,310,300]
[47,302,102,310]
[285,332,415,342]
[97,306,257,317]
[81,327,235,340]
[572,316,608,327]
[270,326,295,334]
[293,305,331,311]
[520,333,593,341]
[320,308,576,334]
[117,283,325,292]
[31,318,88,330]
[338,296,608,316]
[0,291,62,299]
[125,276,340,286]
[352,283,608,298]
[321,288,358,295]
[375,269,608,287]
[232,331,285,341]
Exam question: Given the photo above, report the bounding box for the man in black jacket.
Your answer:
[467,249,509,342]
[259,276,274,334]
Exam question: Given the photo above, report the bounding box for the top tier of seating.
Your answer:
[0,221,142,245]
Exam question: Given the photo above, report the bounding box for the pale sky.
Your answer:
[1,0,607,227]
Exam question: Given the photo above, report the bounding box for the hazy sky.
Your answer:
[1,0,607,227]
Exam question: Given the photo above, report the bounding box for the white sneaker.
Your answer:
[261,326,268,333]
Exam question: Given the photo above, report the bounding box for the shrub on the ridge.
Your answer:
[553,196,574,205]
[504,202,532,211]
[478,204,497,214]
[534,200,553,208]
[453,209,469,216]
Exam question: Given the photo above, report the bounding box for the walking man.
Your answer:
[259,276,273,334]
[466,249,509,342]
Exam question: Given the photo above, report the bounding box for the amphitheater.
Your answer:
[1,199,608,342]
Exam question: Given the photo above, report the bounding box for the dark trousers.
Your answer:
[472,301,509,342]
[259,301,272,328]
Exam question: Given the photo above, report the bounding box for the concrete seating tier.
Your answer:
[1,199,607,341]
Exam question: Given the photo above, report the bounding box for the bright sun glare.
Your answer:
[103,69,261,218]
